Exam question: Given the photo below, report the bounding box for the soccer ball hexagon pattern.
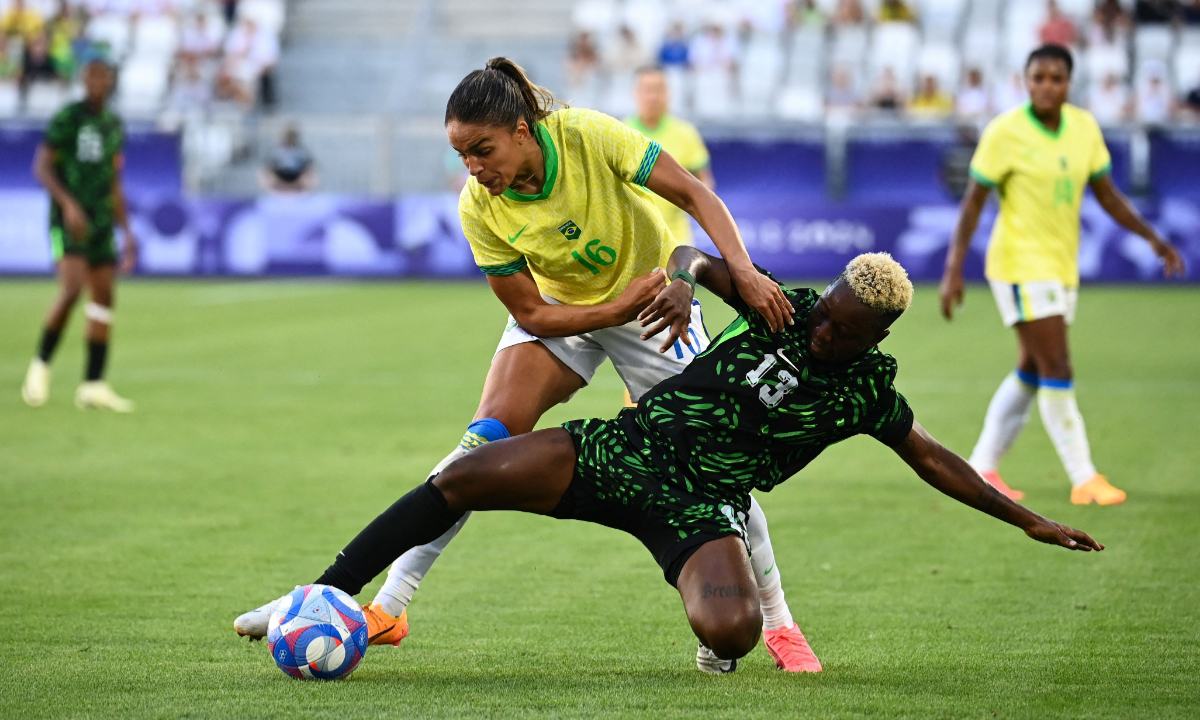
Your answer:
[267,584,368,680]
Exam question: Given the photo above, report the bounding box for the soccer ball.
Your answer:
[267,584,368,680]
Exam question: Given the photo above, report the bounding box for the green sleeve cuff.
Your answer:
[478,256,528,276]
[632,141,662,186]
[969,167,998,189]
[1088,163,1112,182]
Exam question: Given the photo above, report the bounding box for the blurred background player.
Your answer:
[21,58,136,413]
[235,57,816,673]
[621,65,713,407]
[940,45,1185,506]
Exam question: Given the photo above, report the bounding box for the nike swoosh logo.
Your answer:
[775,349,798,372]
[764,562,776,575]
[507,224,529,244]
[368,624,396,643]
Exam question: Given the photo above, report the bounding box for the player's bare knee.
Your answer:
[699,606,761,660]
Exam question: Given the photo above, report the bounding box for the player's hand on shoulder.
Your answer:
[732,266,793,332]
[615,267,667,323]
[638,273,695,353]
[1023,517,1104,552]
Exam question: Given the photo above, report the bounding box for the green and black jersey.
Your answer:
[44,102,124,263]
[561,271,913,552]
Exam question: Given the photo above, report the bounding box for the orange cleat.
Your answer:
[980,470,1025,501]
[763,623,822,673]
[364,603,409,647]
[1071,475,1126,505]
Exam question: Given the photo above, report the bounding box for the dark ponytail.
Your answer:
[445,57,565,130]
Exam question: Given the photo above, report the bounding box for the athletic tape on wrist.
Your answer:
[85,302,113,324]
[671,269,696,290]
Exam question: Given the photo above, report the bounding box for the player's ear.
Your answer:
[513,119,531,145]
[873,328,891,346]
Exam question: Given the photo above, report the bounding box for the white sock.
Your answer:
[1037,382,1098,487]
[372,445,473,616]
[746,495,793,631]
[968,371,1038,472]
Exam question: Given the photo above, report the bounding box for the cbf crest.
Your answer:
[558,220,581,240]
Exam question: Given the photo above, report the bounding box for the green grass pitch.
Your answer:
[1,279,1198,719]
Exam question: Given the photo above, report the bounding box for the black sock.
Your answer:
[85,341,108,381]
[37,328,61,363]
[314,481,463,597]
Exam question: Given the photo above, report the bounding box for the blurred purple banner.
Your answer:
[1,190,1198,281]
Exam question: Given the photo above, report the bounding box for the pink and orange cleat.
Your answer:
[1071,474,1126,505]
[364,603,410,647]
[980,470,1025,501]
[763,623,822,672]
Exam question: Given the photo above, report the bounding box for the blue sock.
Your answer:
[1015,368,1039,388]
[458,418,510,451]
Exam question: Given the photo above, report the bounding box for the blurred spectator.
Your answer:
[788,0,826,28]
[1090,0,1131,45]
[20,32,60,91]
[1039,1,1077,48]
[261,125,317,192]
[832,0,865,26]
[565,30,599,99]
[1184,73,1200,118]
[877,0,917,23]
[689,22,737,74]
[870,67,905,113]
[604,25,650,76]
[180,13,223,66]
[910,75,953,118]
[658,22,689,68]
[169,55,211,113]
[1,0,45,43]
[826,64,860,117]
[220,0,239,26]
[217,17,278,107]
[0,34,20,80]
[993,70,1028,113]
[1182,0,1200,22]
[1135,62,1173,124]
[45,1,79,79]
[1134,0,1179,23]
[956,68,990,120]
[1089,72,1131,125]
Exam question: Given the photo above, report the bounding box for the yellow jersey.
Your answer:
[460,107,676,306]
[624,114,711,245]
[970,103,1112,286]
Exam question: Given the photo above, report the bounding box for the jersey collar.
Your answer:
[502,122,558,203]
[1024,102,1065,140]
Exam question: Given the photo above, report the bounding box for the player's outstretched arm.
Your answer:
[892,421,1104,552]
[1089,174,1185,277]
[940,179,991,320]
[487,266,666,338]
[638,246,734,352]
[33,142,90,242]
[644,152,793,332]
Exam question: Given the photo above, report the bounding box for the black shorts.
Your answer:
[554,418,747,587]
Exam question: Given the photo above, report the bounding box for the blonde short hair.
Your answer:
[841,252,913,319]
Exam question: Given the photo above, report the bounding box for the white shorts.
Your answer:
[495,299,712,402]
[988,280,1078,327]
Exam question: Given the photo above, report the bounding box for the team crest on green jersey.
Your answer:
[558,220,581,240]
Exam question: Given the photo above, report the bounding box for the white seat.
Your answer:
[132,14,179,60]
[1086,44,1130,82]
[572,0,619,34]
[830,25,868,66]
[118,58,169,117]
[238,0,285,36]
[1134,26,1174,66]
[869,23,919,87]
[786,26,825,89]
[87,14,132,61]
[917,43,961,94]
[622,0,669,53]
[1174,47,1200,95]
[1180,28,1200,50]
[0,80,20,118]
[739,31,784,116]
[775,84,823,122]
[24,82,67,117]
[918,0,966,41]
[961,26,1000,78]
[1003,2,1046,70]
[692,68,733,120]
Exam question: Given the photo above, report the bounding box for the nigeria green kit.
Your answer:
[44,102,124,266]
[554,274,914,585]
